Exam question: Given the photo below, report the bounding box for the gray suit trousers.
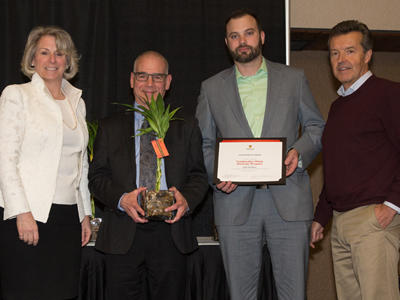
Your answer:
[217,189,311,300]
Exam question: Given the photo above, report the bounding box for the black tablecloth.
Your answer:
[78,246,106,300]
[78,243,277,300]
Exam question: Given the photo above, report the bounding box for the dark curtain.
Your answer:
[0,0,286,119]
[0,0,286,235]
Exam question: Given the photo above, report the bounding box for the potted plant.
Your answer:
[120,93,181,220]
[87,120,102,241]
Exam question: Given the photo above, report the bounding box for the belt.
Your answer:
[256,184,269,189]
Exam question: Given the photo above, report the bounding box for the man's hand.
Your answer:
[81,215,92,246]
[165,186,189,224]
[216,181,238,194]
[16,212,39,246]
[120,187,148,223]
[285,148,299,177]
[310,221,324,248]
[374,204,397,229]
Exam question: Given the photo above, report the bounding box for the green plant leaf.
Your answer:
[113,94,183,190]
[112,102,136,111]
[156,94,164,115]
[169,107,181,120]
[86,119,99,217]
[87,120,99,161]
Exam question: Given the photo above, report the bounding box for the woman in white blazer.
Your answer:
[0,26,92,300]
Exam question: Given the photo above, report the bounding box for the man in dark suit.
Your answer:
[89,51,209,300]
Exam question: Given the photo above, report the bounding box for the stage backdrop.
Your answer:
[0,0,287,235]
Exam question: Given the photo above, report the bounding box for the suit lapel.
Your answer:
[222,67,253,137]
[261,61,284,137]
[122,112,136,173]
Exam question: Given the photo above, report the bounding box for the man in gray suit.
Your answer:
[195,9,325,300]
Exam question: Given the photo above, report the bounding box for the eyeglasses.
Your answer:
[133,72,168,82]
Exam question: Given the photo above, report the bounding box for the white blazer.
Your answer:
[0,73,92,222]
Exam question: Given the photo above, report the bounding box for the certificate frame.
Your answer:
[213,137,287,185]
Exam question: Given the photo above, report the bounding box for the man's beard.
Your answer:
[229,39,263,63]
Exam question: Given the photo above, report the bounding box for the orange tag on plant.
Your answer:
[151,138,169,158]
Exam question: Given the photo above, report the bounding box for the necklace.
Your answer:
[57,96,78,130]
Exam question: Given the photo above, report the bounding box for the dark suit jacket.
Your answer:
[88,111,208,255]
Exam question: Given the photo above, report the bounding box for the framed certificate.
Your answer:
[213,138,286,185]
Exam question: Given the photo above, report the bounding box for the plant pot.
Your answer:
[89,217,102,242]
[141,190,175,221]
[212,224,219,241]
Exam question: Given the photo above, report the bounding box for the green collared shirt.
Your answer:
[235,58,268,138]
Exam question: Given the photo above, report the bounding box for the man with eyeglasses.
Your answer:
[89,50,208,300]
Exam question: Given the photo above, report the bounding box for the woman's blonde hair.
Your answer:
[21,26,79,80]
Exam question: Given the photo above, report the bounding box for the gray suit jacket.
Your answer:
[196,60,325,225]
